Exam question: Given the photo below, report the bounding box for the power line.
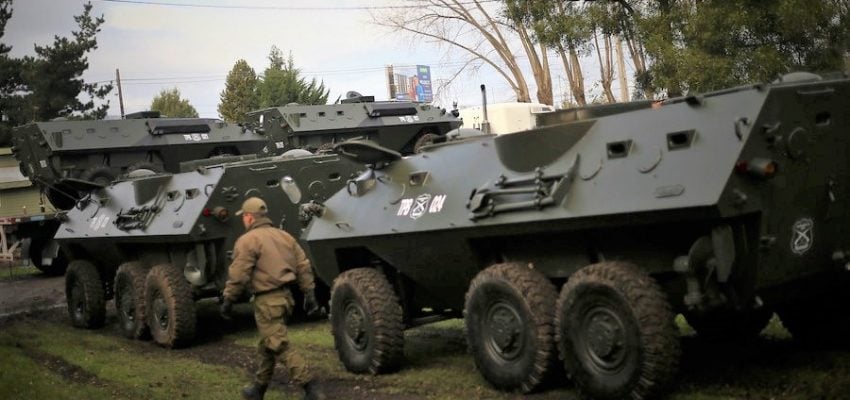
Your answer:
[95,0,496,11]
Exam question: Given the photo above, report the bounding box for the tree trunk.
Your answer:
[615,35,630,102]
[595,33,616,103]
[558,44,587,106]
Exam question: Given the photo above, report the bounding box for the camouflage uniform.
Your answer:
[223,216,315,386]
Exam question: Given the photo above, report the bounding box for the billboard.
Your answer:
[388,65,433,103]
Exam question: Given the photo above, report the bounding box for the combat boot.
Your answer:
[303,380,326,400]
[241,382,268,400]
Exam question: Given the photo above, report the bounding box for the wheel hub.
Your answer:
[485,302,523,360]
[72,282,85,319]
[153,297,169,330]
[343,303,368,350]
[582,308,627,371]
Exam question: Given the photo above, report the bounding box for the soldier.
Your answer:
[220,197,325,400]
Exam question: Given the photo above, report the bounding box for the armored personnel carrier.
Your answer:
[303,73,850,398]
[0,147,66,274]
[54,151,361,348]
[11,113,273,211]
[248,93,461,155]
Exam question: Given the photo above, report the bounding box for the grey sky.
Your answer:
[4,0,615,118]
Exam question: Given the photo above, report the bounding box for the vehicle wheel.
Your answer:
[80,166,115,186]
[413,133,440,153]
[330,268,404,374]
[46,184,79,211]
[65,260,106,329]
[127,161,161,173]
[556,262,680,400]
[28,240,68,276]
[115,262,151,340]
[145,264,196,348]
[686,308,772,342]
[464,262,558,393]
[779,298,850,345]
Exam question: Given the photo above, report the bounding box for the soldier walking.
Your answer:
[220,197,325,400]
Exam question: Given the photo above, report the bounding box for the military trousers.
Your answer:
[252,288,312,386]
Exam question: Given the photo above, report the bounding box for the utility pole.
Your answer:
[385,65,395,100]
[116,68,125,118]
[615,36,629,102]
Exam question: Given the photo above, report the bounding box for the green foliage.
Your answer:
[217,59,258,123]
[514,0,849,96]
[0,2,112,127]
[632,0,850,94]
[150,88,199,118]
[256,46,329,107]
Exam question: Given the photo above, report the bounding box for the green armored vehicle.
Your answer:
[303,73,850,398]
[0,147,66,274]
[11,112,273,211]
[55,151,361,348]
[249,93,461,155]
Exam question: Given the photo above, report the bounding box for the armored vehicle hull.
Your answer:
[55,152,361,348]
[0,147,65,274]
[12,117,272,210]
[251,97,460,155]
[304,74,850,398]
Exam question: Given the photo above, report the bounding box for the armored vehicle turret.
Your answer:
[11,114,272,210]
[249,95,460,155]
[55,151,361,348]
[303,73,850,398]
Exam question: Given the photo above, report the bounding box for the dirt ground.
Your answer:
[3,274,850,399]
[0,273,65,317]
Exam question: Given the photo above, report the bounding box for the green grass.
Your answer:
[1,309,848,400]
[0,263,41,280]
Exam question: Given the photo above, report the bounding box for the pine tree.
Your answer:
[217,59,258,123]
[151,88,199,118]
[3,2,112,125]
[256,47,329,107]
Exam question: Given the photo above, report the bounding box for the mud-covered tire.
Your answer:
[144,264,196,348]
[46,184,79,211]
[556,262,680,400]
[413,133,440,153]
[779,298,850,345]
[28,240,68,276]
[80,166,115,186]
[115,262,151,340]
[330,268,404,374]
[687,308,772,342]
[464,262,558,393]
[65,260,106,329]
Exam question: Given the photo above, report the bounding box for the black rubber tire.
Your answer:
[127,161,161,173]
[46,184,79,211]
[464,262,558,393]
[80,166,116,186]
[413,133,440,153]
[779,298,850,346]
[686,308,772,342]
[330,268,404,374]
[144,264,196,348]
[115,262,151,340]
[65,260,106,329]
[556,262,680,400]
[28,240,68,276]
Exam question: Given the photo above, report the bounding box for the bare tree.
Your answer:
[373,0,553,104]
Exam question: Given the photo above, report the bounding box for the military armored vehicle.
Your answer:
[54,151,361,348]
[248,93,461,155]
[303,73,850,398]
[0,147,66,274]
[11,113,273,211]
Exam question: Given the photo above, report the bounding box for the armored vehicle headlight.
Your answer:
[736,158,778,179]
